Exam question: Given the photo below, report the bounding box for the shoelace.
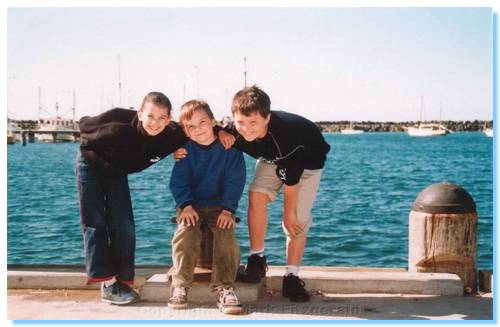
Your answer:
[219,288,239,305]
[286,273,305,287]
[115,281,135,295]
[172,287,186,299]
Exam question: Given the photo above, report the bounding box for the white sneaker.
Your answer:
[216,287,243,315]
[168,286,188,309]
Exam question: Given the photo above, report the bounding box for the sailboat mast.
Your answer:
[439,100,443,123]
[100,88,104,113]
[182,75,186,102]
[194,65,200,98]
[38,86,42,120]
[244,57,247,87]
[420,94,424,122]
[118,54,122,107]
[72,89,76,122]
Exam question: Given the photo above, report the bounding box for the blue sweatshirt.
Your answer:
[169,139,246,213]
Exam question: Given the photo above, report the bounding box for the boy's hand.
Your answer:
[177,205,199,226]
[218,130,236,150]
[173,148,188,161]
[283,213,304,237]
[216,210,236,229]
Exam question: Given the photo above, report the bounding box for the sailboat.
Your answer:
[406,97,449,137]
[340,122,364,134]
[484,127,493,138]
[406,124,448,137]
[7,119,17,144]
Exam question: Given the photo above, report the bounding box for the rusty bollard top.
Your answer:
[412,182,476,214]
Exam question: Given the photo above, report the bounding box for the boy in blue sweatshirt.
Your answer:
[168,100,246,314]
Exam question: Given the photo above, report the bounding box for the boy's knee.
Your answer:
[249,191,272,205]
[212,227,236,237]
[212,228,238,245]
[282,219,312,239]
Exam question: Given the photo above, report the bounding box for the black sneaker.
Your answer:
[101,281,139,305]
[282,273,310,302]
[237,254,268,284]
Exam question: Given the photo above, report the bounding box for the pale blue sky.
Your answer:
[7,7,493,122]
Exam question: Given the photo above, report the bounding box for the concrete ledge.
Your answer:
[7,265,463,296]
[141,273,263,303]
[266,267,463,295]
[7,265,169,289]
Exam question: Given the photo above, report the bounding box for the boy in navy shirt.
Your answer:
[169,100,246,314]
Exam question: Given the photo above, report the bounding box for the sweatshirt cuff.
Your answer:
[222,206,235,214]
[179,201,192,210]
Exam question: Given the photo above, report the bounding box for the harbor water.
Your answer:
[7,132,493,269]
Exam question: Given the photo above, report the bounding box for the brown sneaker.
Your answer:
[216,287,243,315]
[168,286,188,309]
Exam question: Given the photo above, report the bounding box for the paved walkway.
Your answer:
[8,289,493,321]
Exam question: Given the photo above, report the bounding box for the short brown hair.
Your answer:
[231,85,271,118]
[140,92,172,115]
[179,100,215,129]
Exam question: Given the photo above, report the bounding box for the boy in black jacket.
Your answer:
[219,86,330,302]
[77,92,187,305]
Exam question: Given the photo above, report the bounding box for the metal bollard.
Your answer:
[408,182,478,294]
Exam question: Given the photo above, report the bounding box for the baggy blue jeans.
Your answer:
[75,152,135,285]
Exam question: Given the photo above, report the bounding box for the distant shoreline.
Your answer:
[316,120,493,133]
[9,119,493,133]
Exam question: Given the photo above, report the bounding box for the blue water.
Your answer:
[7,132,494,269]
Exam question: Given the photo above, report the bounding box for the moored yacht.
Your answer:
[406,123,449,137]
[340,122,365,134]
[484,128,493,138]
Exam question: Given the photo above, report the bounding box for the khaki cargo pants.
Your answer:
[171,205,240,290]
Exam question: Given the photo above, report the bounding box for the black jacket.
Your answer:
[79,108,188,177]
[226,110,330,186]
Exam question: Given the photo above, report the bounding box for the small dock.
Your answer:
[13,130,80,145]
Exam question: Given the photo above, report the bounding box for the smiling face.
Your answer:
[138,102,171,136]
[183,109,217,146]
[233,111,270,142]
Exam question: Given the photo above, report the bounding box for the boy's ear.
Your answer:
[211,119,217,127]
[264,113,271,124]
[137,109,144,121]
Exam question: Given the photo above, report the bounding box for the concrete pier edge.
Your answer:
[8,264,467,297]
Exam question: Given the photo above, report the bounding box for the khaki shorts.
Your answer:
[249,160,323,239]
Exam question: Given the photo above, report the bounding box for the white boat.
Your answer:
[484,128,493,138]
[341,122,365,134]
[406,96,449,137]
[37,100,78,142]
[406,123,449,137]
[340,128,364,135]
[7,120,18,144]
[37,117,77,142]
[7,129,16,144]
